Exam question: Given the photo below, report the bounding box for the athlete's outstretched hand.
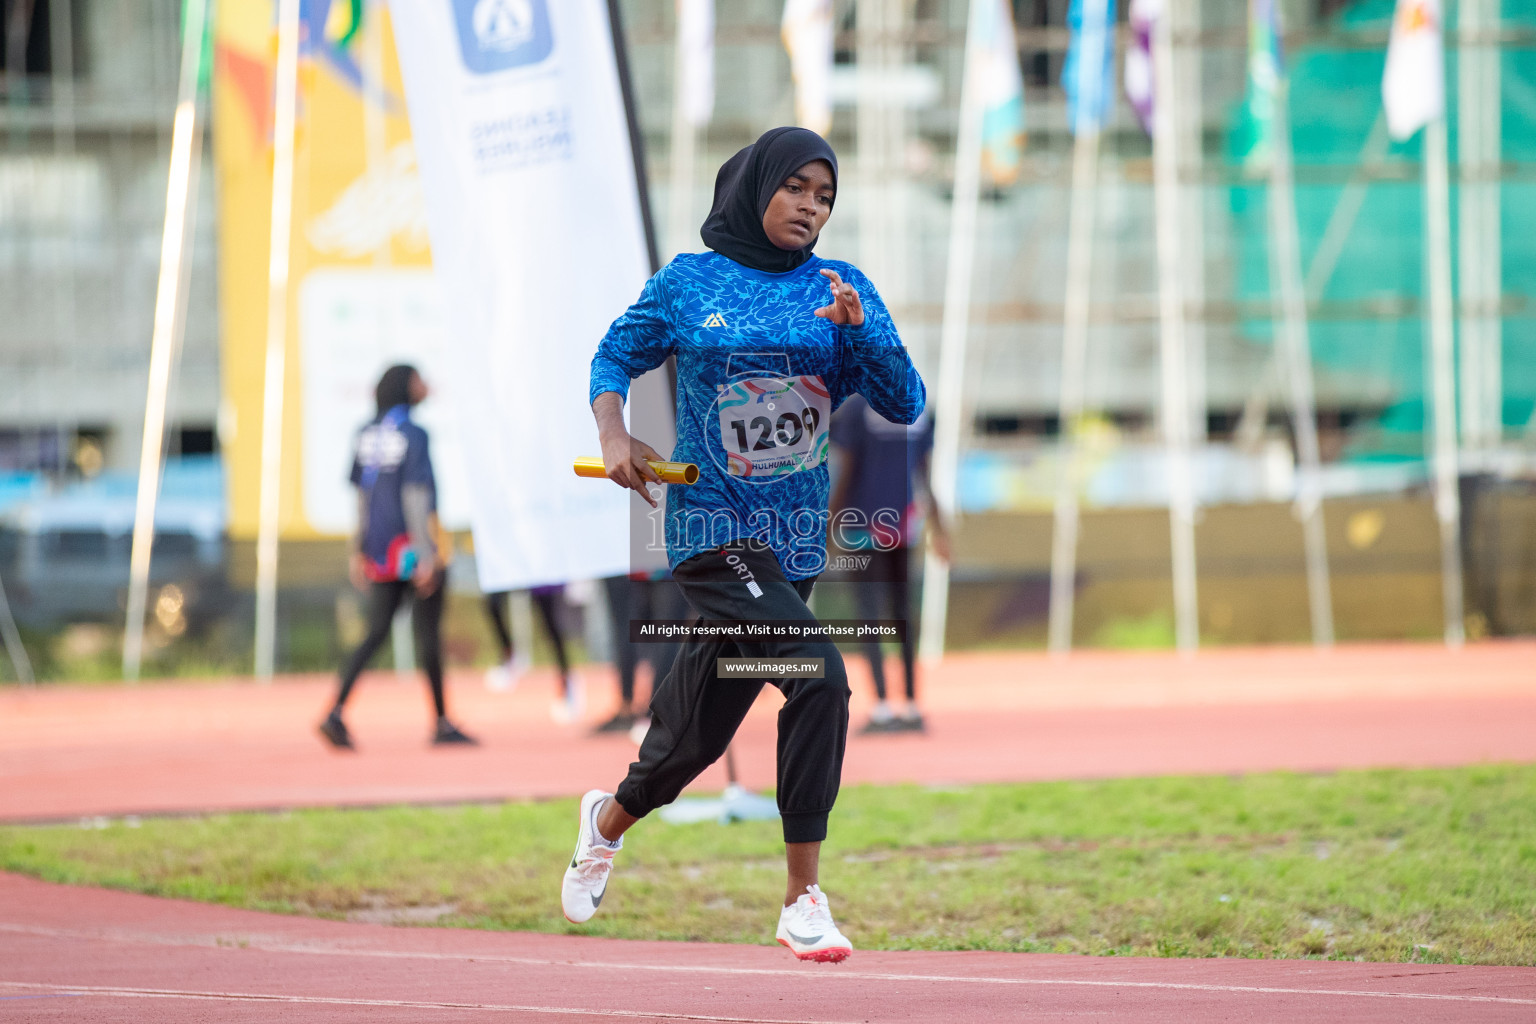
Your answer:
[814,268,865,327]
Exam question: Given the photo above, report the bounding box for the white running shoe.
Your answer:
[550,673,587,724]
[484,659,517,692]
[776,885,853,963]
[561,789,620,924]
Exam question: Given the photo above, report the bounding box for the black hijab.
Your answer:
[374,364,418,419]
[700,126,838,274]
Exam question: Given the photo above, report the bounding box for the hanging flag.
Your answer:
[677,0,714,128]
[978,0,1026,186]
[1382,0,1444,141]
[182,0,216,94]
[781,0,833,136]
[1240,0,1284,169]
[1124,0,1160,135]
[1062,0,1116,135]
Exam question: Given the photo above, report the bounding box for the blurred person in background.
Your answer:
[319,364,476,750]
[829,395,948,733]
[598,571,688,736]
[483,583,585,723]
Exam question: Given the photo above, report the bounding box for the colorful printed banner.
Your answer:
[213,0,472,541]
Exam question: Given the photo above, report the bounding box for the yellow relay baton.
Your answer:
[573,456,699,486]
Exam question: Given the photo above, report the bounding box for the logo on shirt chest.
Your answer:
[358,424,409,470]
[700,313,729,329]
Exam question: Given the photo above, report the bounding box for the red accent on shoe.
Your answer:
[778,938,851,963]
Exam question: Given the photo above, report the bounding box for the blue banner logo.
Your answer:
[453,0,553,74]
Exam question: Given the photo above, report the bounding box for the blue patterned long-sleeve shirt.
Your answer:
[590,252,926,579]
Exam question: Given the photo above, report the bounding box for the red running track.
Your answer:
[3,872,1534,1023]
[3,642,1536,1021]
[3,641,1536,822]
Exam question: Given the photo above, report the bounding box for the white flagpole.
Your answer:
[1267,77,1334,648]
[124,0,211,680]
[1172,0,1206,454]
[1457,0,1501,460]
[1047,0,1108,654]
[1477,0,1502,452]
[253,0,305,681]
[0,568,32,685]
[666,79,697,260]
[667,0,711,258]
[918,0,987,663]
[363,0,389,232]
[856,0,886,288]
[1424,111,1465,647]
[1150,0,1199,652]
[782,0,833,137]
[362,0,416,676]
[882,0,910,313]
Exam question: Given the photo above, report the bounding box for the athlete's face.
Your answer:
[761,160,835,251]
[409,371,429,404]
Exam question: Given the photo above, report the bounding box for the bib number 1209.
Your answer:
[713,375,831,479]
[728,407,820,453]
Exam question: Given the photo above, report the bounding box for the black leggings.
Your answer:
[852,547,916,702]
[603,576,688,705]
[615,540,850,845]
[484,590,570,676]
[335,576,446,717]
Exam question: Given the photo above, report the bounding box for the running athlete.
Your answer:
[561,127,925,963]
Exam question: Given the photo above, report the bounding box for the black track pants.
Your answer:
[615,539,850,844]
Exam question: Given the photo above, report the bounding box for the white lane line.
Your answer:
[3,923,1534,1008]
[0,983,856,1023]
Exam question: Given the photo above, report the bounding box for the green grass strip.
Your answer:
[3,765,1534,964]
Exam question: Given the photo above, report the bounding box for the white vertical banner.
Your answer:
[667,0,714,259]
[388,0,649,590]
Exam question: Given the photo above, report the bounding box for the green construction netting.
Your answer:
[1225,0,1536,457]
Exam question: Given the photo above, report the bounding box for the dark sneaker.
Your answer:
[859,716,903,735]
[318,712,354,750]
[432,720,479,746]
[898,710,926,733]
[593,711,637,734]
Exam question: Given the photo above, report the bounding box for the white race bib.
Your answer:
[714,375,831,479]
